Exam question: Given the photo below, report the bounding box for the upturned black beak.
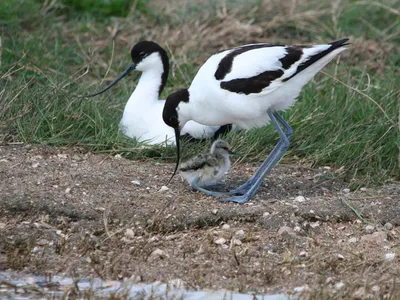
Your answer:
[85,64,136,97]
[168,127,181,184]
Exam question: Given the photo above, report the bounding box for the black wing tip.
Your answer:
[329,38,351,48]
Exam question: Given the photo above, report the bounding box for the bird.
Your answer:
[85,41,233,145]
[179,139,235,196]
[163,38,350,203]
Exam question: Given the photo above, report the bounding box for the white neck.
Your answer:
[126,62,164,109]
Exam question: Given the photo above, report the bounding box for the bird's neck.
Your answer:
[126,60,168,110]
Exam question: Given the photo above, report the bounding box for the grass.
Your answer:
[1,0,399,186]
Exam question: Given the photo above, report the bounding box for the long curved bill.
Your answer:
[168,128,181,184]
[85,64,136,97]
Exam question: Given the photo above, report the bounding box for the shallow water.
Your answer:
[0,271,295,299]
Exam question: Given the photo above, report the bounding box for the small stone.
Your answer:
[294,196,306,203]
[212,209,218,215]
[158,186,169,192]
[0,222,6,230]
[365,225,375,234]
[294,226,301,232]
[214,237,227,245]
[360,187,367,192]
[348,237,357,244]
[32,162,40,168]
[310,221,320,228]
[361,231,387,244]
[57,153,68,159]
[335,282,345,290]
[342,188,350,194]
[124,229,134,239]
[150,248,168,259]
[114,154,122,159]
[131,180,141,185]
[36,239,48,246]
[231,238,242,246]
[371,285,380,293]
[221,224,230,230]
[299,251,308,257]
[384,222,393,230]
[384,253,395,261]
[278,226,296,236]
[65,187,71,194]
[234,229,245,240]
[337,254,345,260]
[263,212,270,217]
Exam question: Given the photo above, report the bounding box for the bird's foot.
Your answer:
[219,194,250,204]
[226,183,254,195]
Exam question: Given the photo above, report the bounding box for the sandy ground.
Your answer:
[1,144,399,298]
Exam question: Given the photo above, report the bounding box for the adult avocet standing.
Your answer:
[163,38,349,203]
[86,41,232,145]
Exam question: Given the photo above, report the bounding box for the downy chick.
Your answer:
[179,140,235,196]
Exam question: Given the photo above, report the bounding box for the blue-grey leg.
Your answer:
[220,110,292,203]
[190,176,227,198]
[227,111,293,196]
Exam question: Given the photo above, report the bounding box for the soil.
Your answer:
[1,144,399,298]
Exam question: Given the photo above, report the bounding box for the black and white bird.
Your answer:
[163,38,350,203]
[179,139,235,196]
[86,41,233,145]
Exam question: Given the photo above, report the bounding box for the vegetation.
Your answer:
[1,0,399,186]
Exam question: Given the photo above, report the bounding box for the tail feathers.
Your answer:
[283,38,349,82]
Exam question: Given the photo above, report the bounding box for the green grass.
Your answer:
[1,0,399,186]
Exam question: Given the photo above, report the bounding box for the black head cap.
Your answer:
[130,41,169,95]
[163,89,190,184]
[163,89,189,129]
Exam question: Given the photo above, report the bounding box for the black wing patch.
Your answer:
[279,47,303,69]
[214,43,278,80]
[220,70,284,95]
[283,38,349,82]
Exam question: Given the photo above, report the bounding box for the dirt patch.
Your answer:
[1,145,399,297]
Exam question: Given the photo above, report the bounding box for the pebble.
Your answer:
[294,196,306,203]
[348,237,357,243]
[342,188,350,194]
[299,251,308,257]
[384,253,395,261]
[231,238,242,246]
[57,154,68,159]
[278,226,296,236]
[64,187,71,194]
[361,231,387,244]
[158,186,169,193]
[334,282,345,290]
[124,229,134,239]
[365,225,375,234]
[0,222,6,230]
[263,212,270,217]
[114,154,122,159]
[214,238,227,245]
[212,209,218,215]
[360,187,367,192]
[131,180,141,186]
[150,248,168,259]
[371,285,380,293]
[384,222,393,230]
[234,229,245,240]
[32,162,40,168]
[221,224,230,230]
[336,254,345,260]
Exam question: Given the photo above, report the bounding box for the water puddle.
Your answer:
[0,271,296,299]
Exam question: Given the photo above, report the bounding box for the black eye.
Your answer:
[139,52,147,58]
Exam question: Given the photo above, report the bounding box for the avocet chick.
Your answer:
[179,140,235,196]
